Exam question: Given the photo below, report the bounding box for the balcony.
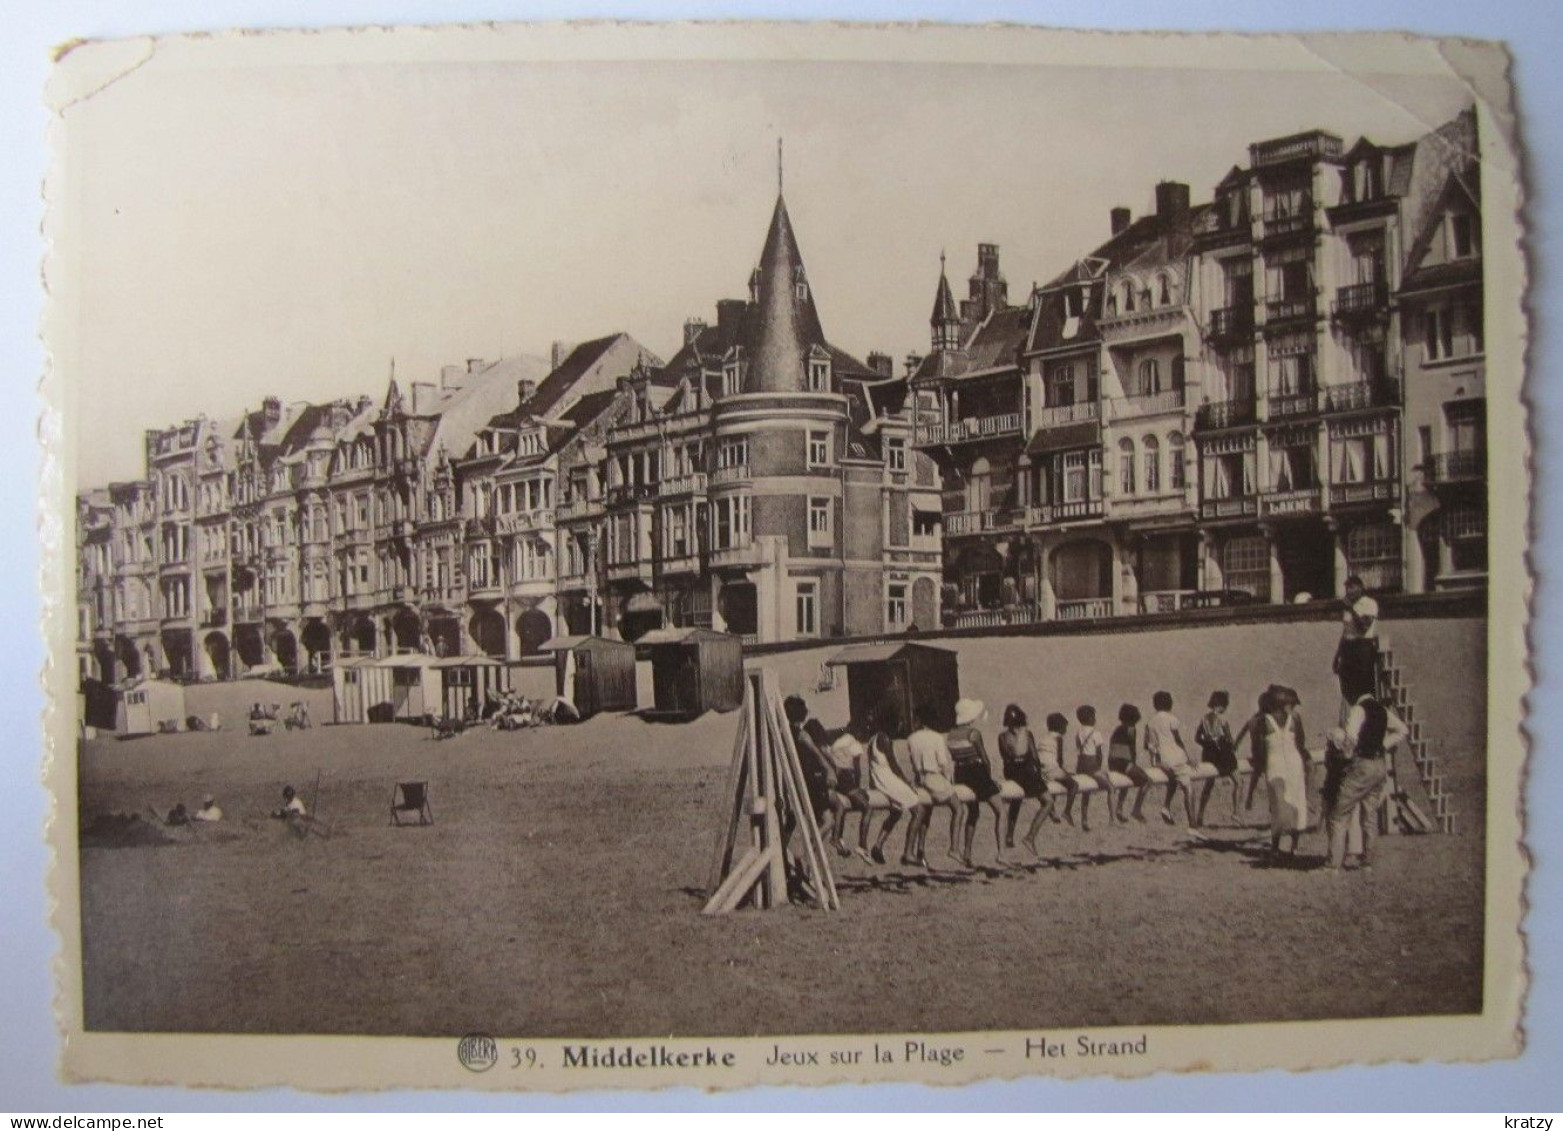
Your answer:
[1264,295,1317,327]
[1320,379,1400,414]
[1193,217,1251,251]
[495,510,551,535]
[1033,401,1101,428]
[1266,389,1319,420]
[656,551,703,576]
[1041,498,1107,524]
[1200,496,1258,520]
[1206,306,1254,344]
[709,465,752,487]
[1332,281,1389,321]
[1252,132,1342,167]
[199,609,227,629]
[1055,597,1116,622]
[606,559,655,584]
[913,412,1024,446]
[945,508,1022,537]
[1115,389,1185,418]
[1425,450,1485,485]
[1196,398,1258,430]
[556,497,602,521]
[708,541,763,569]
[606,483,658,508]
[1110,493,1191,519]
[1259,487,1323,517]
[658,472,708,498]
[949,604,1043,630]
[1260,211,1315,241]
[1330,480,1398,508]
[556,570,590,592]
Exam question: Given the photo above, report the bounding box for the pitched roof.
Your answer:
[745,195,828,394]
[930,266,959,325]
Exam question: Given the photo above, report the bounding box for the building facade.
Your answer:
[914,108,1486,630]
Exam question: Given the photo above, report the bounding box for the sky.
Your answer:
[53,39,1476,486]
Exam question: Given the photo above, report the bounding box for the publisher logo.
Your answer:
[457,1033,499,1073]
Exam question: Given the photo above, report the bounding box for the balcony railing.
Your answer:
[1426,450,1485,484]
[1261,211,1315,239]
[658,472,708,497]
[708,541,761,568]
[1260,486,1323,516]
[1138,590,1201,615]
[199,609,227,628]
[945,508,1021,536]
[606,483,658,507]
[1033,401,1101,428]
[1333,281,1389,318]
[555,497,601,521]
[1206,306,1254,342]
[1265,295,1317,324]
[1109,493,1190,518]
[709,465,752,487]
[950,605,1044,630]
[1200,496,1258,520]
[1266,389,1319,420]
[1253,133,1341,166]
[1046,498,1107,523]
[1197,398,1258,430]
[1055,597,1116,622]
[1320,379,1400,413]
[1329,480,1398,507]
[1115,389,1185,418]
[656,551,703,575]
[913,412,1024,446]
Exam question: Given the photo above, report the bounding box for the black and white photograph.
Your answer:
[43,21,1527,1091]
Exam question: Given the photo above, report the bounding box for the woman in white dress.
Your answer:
[1260,685,1310,859]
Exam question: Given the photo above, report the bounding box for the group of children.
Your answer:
[785,683,1363,870]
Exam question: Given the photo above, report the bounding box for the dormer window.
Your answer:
[1449,212,1478,260]
[1157,273,1172,306]
[806,347,832,392]
[722,348,744,397]
[794,266,809,302]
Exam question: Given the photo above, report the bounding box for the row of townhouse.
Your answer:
[913,109,1486,629]
[76,190,943,682]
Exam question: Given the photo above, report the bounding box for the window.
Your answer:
[1168,433,1186,490]
[1157,273,1171,305]
[795,580,819,637]
[1205,450,1256,499]
[1444,504,1487,572]
[717,438,749,470]
[967,457,992,511]
[722,359,742,397]
[1135,358,1162,396]
[1062,451,1088,503]
[664,506,690,558]
[886,437,906,474]
[807,356,831,391]
[1117,439,1137,495]
[1450,213,1478,259]
[1046,363,1075,408]
[1331,431,1394,484]
[1268,444,1316,492]
[886,583,908,629]
[1445,401,1484,455]
[1424,308,1455,361]
[808,497,832,547]
[807,430,830,468]
[1270,351,1316,397]
[712,495,751,550]
[1144,435,1161,493]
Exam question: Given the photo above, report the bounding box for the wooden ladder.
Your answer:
[1375,641,1457,834]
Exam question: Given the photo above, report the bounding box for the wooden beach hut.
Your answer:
[637,627,744,719]
[382,653,442,722]
[332,655,395,724]
[116,676,187,736]
[825,642,961,738]
[434,655,513,721]
[539,635,637,719]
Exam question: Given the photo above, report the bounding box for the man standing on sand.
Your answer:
[1333,574,1382,713]
[1324,691,1409,872]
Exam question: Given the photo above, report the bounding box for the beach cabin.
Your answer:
[539,636,637,719]
[382,653,443,722]
[825,642,961,738]
[116,676,187,736]
[80,677,118,733]
[332,656,395,724]
[435,656,513,721]
[637,628,744,719]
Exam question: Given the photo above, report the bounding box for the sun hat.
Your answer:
[954,698,986,726]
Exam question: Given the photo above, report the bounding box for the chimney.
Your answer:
[439,364,465,389]
[517,379,537,408]
[867,351,894,379]
[683,318,707,347]
[411,381,436,414]
[716,299,746,337]
[1155,181,1190,218]
[904,352,924,378]
[1110,207,1132,236]
[551,341,576,370]
[262,396,282,426]
[357,394,373,413]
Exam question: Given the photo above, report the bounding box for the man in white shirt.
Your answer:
[1325,692,1409,871]
[1333,575,1382,710]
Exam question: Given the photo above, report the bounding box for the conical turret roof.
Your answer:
[744,194,828,394]
[930,258,959,326]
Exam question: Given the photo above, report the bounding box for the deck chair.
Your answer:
[390,781,433,826]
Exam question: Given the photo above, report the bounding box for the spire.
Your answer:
[744,193,828,394]
[930,251,961,351]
